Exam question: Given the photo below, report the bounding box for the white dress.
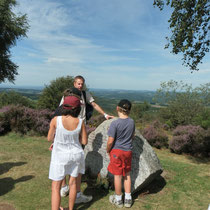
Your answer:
[49,116,85,181]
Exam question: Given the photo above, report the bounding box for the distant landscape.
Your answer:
[0,87,157,114]
[0,87,156,101]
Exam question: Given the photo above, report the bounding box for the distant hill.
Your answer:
[0,87,42,100]
[0,87,156,113]
[90,88,156,103]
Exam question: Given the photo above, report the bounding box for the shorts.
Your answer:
[49,151,85,181]
[108,149,132,176]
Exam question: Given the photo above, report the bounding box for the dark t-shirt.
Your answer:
[108,117,135,151]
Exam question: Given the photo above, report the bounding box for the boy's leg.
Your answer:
[124,172,131,193]
[68,176,77,210]
[109,175,123,208]
[114,175,122,195]
[124,172,132,208]
[51,180,62,210]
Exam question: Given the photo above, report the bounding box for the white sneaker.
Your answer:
[60,185,69,197]
[109,195,123,208]
[75,192,93,204]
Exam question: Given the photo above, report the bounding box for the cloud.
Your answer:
[4,0,209,91]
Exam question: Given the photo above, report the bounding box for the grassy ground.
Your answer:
[0,133,210,210]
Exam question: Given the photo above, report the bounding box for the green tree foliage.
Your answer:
[0,0,29,83]
[153,0,210,71]
[155,80,210,127]
[130,101,151,122]
[0,91,36,108]
[37,76,84,111]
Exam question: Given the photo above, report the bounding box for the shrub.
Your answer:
[0,105,53,136]
[155,80,209,128]
[142,121,169,149]
[193,108,210,129]
[87,115,105,129]
[169,125,208,157]
[203,128,210,157]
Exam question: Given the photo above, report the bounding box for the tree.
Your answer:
[0,91,36,108]
[37,76,87,111]
[153,0,209,71]
[0,0,29,83]
[155,80,210,127]
[130,101,151,122]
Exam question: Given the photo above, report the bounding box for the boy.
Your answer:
[107,99,135,208]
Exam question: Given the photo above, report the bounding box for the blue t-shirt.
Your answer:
[108,117,135,151]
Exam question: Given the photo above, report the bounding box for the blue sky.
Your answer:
[1,0,210,90]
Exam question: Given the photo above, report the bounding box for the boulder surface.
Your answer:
[84,119,163,193]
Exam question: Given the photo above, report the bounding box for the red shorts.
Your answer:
[108,149,132,176]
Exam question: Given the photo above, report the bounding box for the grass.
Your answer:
[0,133,210,210]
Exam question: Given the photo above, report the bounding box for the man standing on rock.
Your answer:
[59,75,114,204]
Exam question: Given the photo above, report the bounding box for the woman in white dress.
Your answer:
[48,95,87,210]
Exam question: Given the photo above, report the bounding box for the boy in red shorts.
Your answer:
[107,99,135,208]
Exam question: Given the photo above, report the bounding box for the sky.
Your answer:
[1,0,210,91]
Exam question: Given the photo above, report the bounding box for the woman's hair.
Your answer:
[61,105,81,117]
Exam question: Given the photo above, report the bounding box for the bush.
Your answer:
[0,105,53,136]
[37,76,82,111]
[193,108,210,129]
[142,121,169,149]
[155,80,209,128]
[87,115,105,129]
[169,125,209,157]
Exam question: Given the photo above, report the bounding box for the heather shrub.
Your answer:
[142,121,169,149]
[86,124,96,136]
[87,115,105,128]
[203,128,210,157]
[0,105,53,136]
[169,125,208,157]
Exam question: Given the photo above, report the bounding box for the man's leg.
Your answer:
[51,180,62,210]
[60,176,69,197]
[76,173,82,192]
[75,173,92,204]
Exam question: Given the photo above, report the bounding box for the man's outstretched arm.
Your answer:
[91,101,114,119]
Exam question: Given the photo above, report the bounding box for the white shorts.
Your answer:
[49,152,85,181]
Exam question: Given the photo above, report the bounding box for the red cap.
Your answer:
[63,96,81,110]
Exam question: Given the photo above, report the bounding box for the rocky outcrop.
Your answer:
[84,119,163,193]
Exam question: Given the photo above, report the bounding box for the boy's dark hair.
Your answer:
[118,99,132,115]
[74,75,85,83]
[61,106,81,117]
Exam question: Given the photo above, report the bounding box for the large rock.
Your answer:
[84,119,163,193]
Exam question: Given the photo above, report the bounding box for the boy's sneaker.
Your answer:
[75,193,93,204]
[109,195,123,208]
[124,198,132,208]
[60,185,69,197]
